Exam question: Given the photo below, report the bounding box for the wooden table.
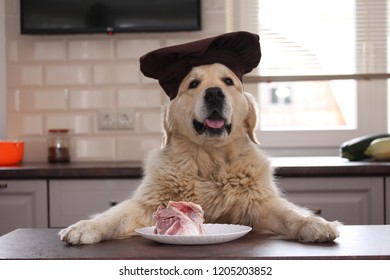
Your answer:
[0,225,389,259]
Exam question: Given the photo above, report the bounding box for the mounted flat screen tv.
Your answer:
[20,0,201,35]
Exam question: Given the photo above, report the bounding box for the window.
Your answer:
[228,0,389,155]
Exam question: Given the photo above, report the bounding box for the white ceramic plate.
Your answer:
[135,223,252,245]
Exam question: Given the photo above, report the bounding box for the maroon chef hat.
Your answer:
[139,31,261,100]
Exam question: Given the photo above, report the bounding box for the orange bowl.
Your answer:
[0,141,24,166]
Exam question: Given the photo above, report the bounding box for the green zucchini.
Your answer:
[340,133,390,161]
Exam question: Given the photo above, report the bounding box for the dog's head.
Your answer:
[163,63,259,146]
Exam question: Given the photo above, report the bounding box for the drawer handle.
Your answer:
[0,183,7,189]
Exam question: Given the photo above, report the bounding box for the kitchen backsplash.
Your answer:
[5,0,228,162]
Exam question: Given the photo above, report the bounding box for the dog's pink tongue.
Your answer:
[205,118,225,129]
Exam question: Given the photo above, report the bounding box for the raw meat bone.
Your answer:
[153,201,205,235]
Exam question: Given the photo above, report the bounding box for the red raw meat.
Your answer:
[153,201,205,235]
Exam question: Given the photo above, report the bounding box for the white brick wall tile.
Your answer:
[116,136,161,161]
[203,10,227,33]
[117,88,162,108]
[20,89,68,111]
[19,41,66,61]
[72,137,116,161]
[45,65,91,86]
[7,89,20,112]
[141,111,163,133]
[69,40,114,60]
[8,113,44,136]
[21,137,47,162]
[93,63,139,85]
[69,88,116,109]
[5,15,19,39]
[140,75,160,85]
[45,113,93,134]
[213,0,226,9]
[165,38,200,47]
[7,64,43,86]
[203,0,226,9]
[7,40,18,62]
[5,0,19,15]
[116,39,161,59]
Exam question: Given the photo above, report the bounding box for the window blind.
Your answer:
[229,0,390,82]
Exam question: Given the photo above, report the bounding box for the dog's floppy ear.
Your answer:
[162,105,172,148]
[244,92,260,144]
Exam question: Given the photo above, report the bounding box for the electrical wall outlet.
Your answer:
[97,110,135,131]
[117,110,135,130]
[98,111,117,130]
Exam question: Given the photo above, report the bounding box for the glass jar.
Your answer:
[47,129,70,163]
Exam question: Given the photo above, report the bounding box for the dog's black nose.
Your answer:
[204,87,225,104]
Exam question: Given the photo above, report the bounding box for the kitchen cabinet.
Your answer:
[386,177,390,224]
[50,177,385,227]
[1,159,390,234]
[0,180,48,236]
[49,179,141,227]
[277,177,384,225]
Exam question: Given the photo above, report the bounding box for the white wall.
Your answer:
[0,0,6,139]
[5,0,228,162]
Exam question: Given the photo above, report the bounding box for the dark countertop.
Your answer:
[0,161,143,179]
[1,157,390,180]
[270,156,390,177]
[0,225,389,259]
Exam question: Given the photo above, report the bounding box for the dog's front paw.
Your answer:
[297,217,341,243]
[59,220,104,245]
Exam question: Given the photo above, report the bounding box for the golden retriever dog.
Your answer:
[59,63,340,245]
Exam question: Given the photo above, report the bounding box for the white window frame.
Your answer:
[228,0,389,156]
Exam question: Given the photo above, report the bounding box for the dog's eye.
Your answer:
[223,77,234,86]
[189,80,200,89]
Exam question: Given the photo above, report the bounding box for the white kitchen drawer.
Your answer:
[0,180,48,236]
[49,179,140,227]
[277,177,384,225]
[386,177,390,224]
